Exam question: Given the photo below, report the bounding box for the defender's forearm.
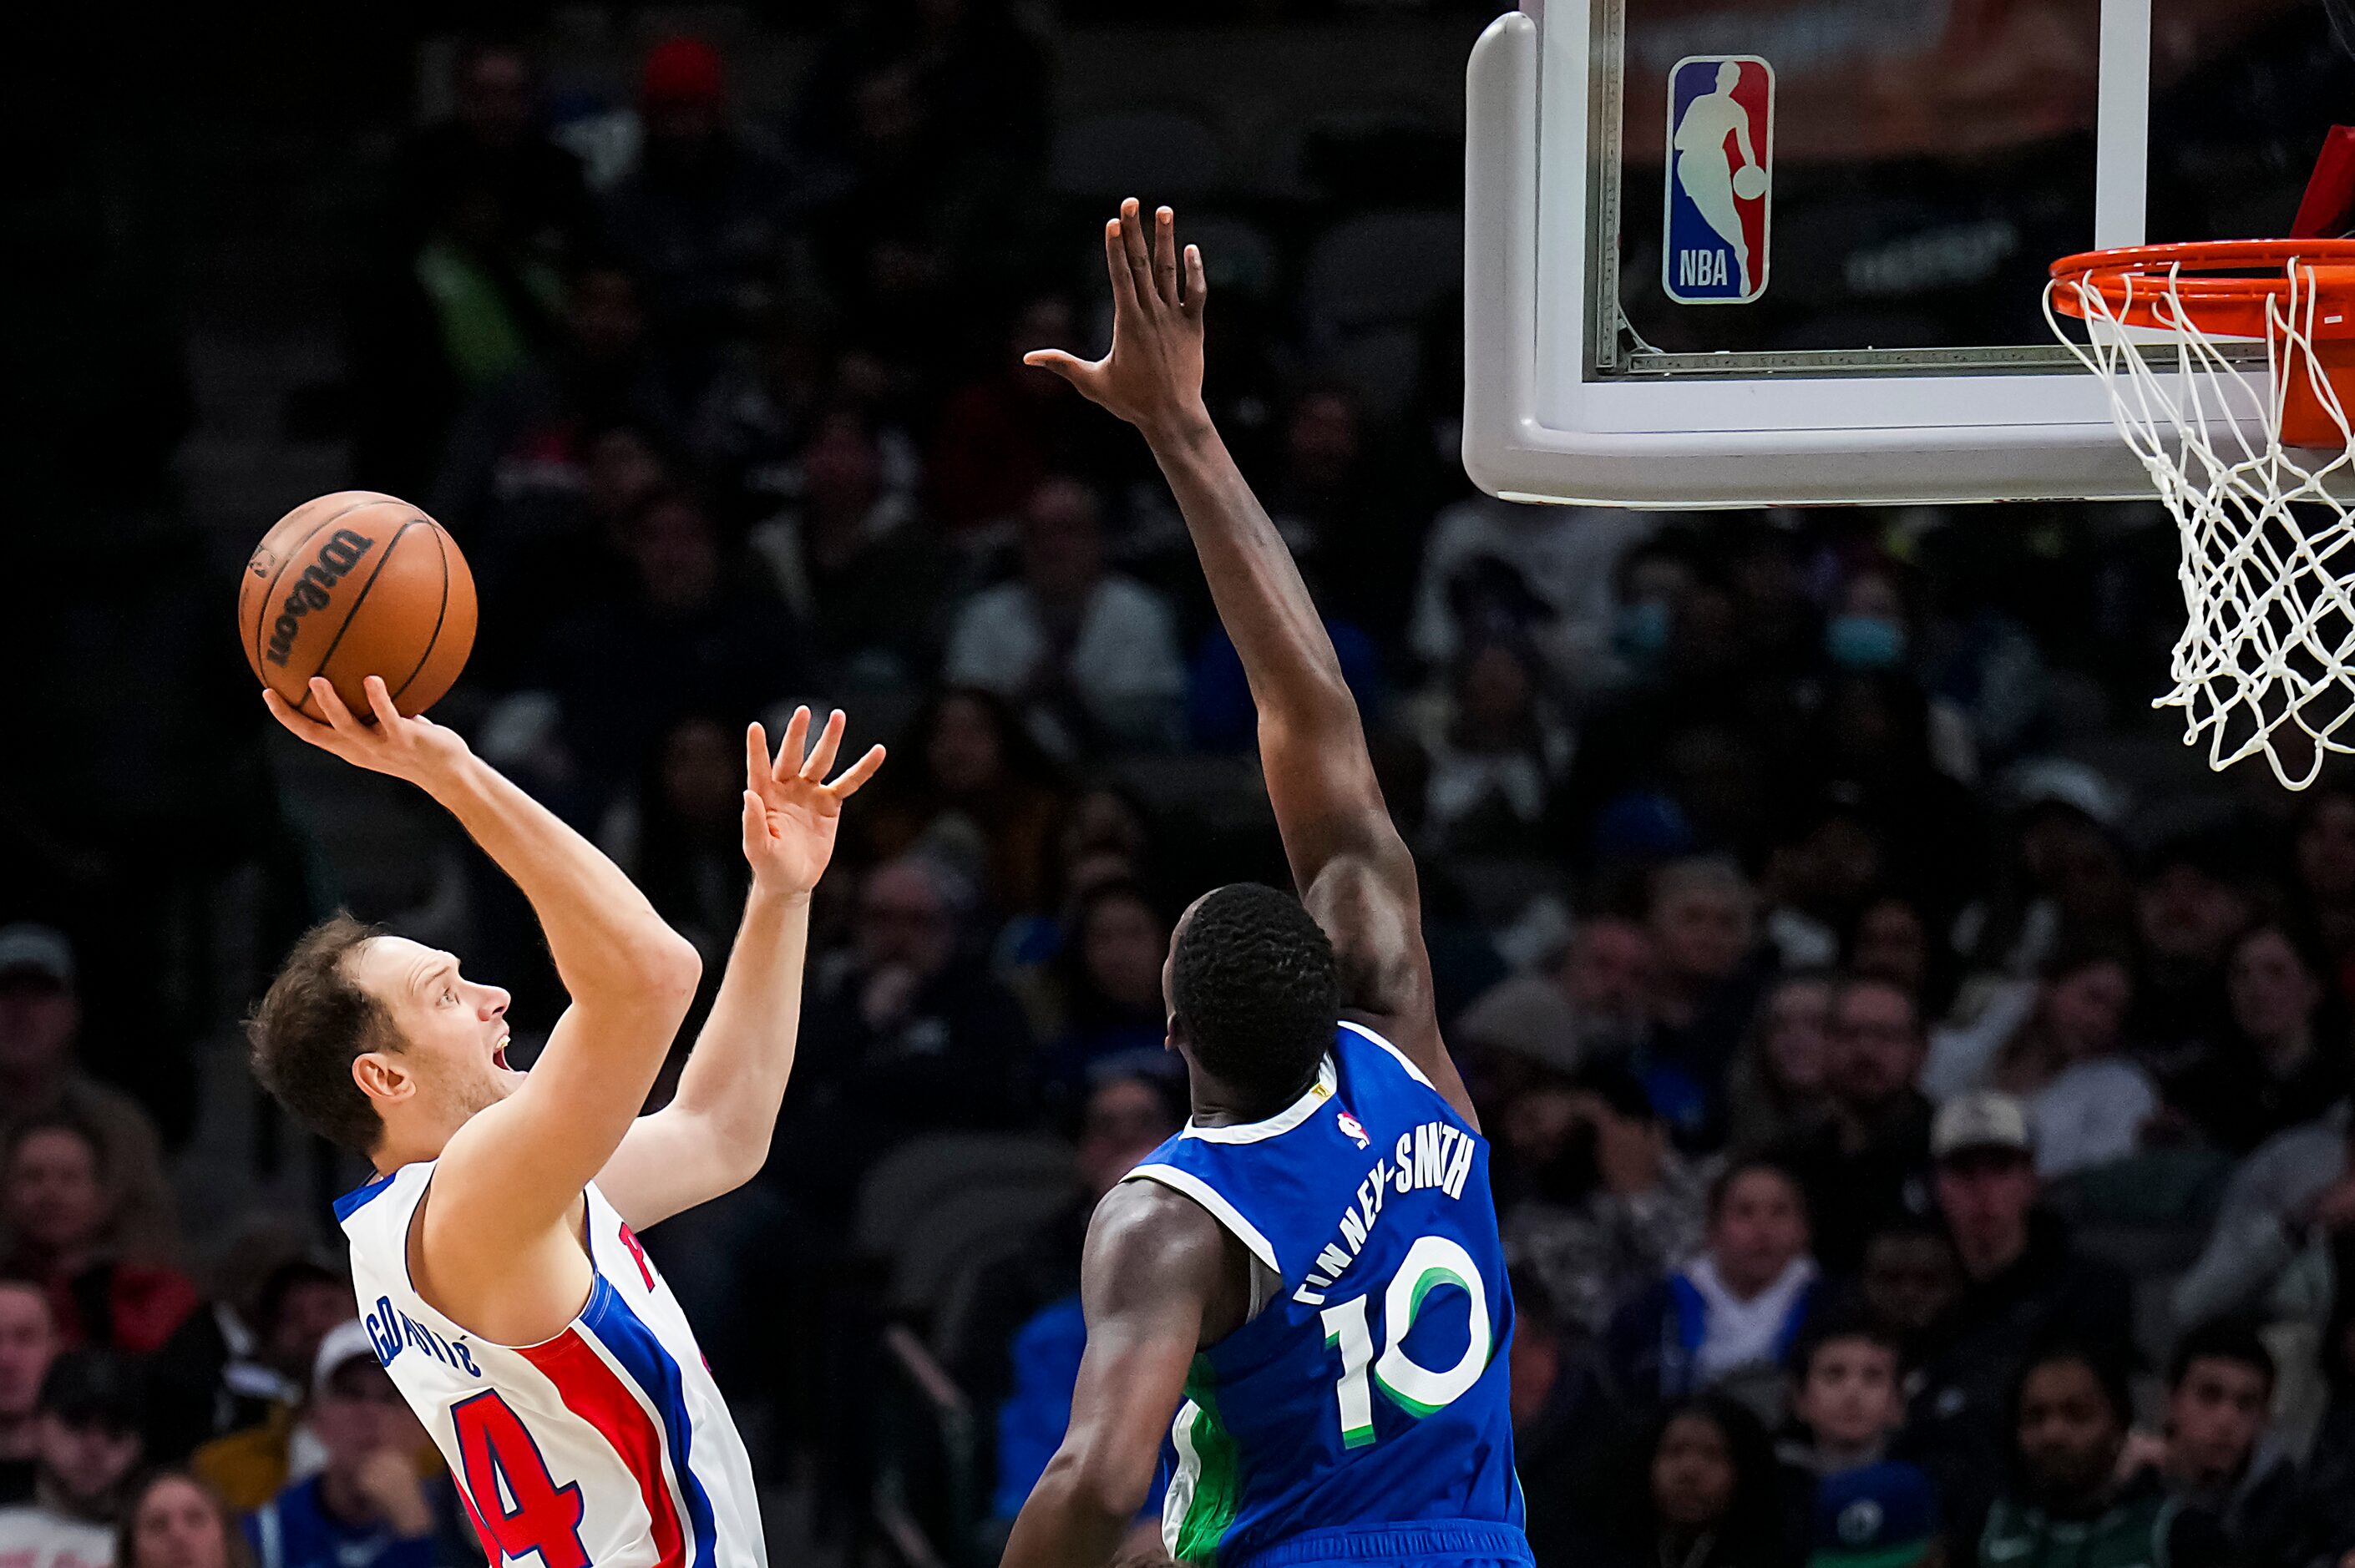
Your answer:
[1144,412,1356,731]
[430,756,696,997]
[1001,1459,1140,1568]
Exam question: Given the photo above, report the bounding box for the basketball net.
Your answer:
[2046,252,2355,789]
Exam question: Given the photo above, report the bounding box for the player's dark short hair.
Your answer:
[1169,883,1339,1112]
[2168,1316,2276,1392]
[247,913,398,1156]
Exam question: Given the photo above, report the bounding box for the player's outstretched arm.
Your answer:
[597,708,884,1230]
[265,678,700,1282]
[1001,1181,1238,1568]
[1026,200,1473,1125]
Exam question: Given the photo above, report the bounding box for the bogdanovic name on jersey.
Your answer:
[1291,1117,1477,1308]
[360,1292,485,1379]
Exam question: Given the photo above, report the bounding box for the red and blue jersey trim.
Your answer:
[519,1276,717,1568]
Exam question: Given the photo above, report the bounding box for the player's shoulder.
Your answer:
[1084,1178,1233,1297]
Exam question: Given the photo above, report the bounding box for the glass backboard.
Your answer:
[1464,0,2355,504]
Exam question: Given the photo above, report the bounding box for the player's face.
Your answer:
[349,936,519,1125]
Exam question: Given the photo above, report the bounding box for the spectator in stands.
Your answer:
[2296,782,2355,1003]
[2130,833,2256,1081]
[2170,1101,2349,1333]
[1846,896,1934,1004]
[943,476,1186,760]
[1907,1094,2133,1542]
[1603,1159,1821,1419]
[1253,386,1430,643]
[2,1116,195,1355]
[0,1351,144,1568]
[1418,639,1573,859]
[1853,1220,1961,1369]
[1455,913,1657,1077]
[602,713,756,964]
[1505,1060,1712,1339]
[2170,921,2349,1156]
[1774,976,1934,1275]
[1588,1394,1794,1568]
[1724,971,1833,1153]
[860,688,1066,917]
[1644,859,1769,1120]
[1978,1343,2226,1568]
[746,404,945,688]
[243,1324,457,1568]
[389,42,591,269]
[116,1472,250,1568]
[1951,792,2128,984]
[600,37,804,367]
[1777,1318,1942,1568]
[2118,1319,2298,1565]
[429,264,681,542]
[783,856,1033,1216]
[927,295,1135,534]
[1922,946,2155,1179]
[979,1070,1181,1529]
[533,487,808,789]
[1,1277,58,1505]
[1026,883,1171,1115]
[145,1255,349,1466]
[1510,1272,1586,1568]
[0,928,175,1263]
[1410,494,1659,707]
[1780,1316,1915,1479]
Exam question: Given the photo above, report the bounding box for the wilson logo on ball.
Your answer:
[263,529,376,667]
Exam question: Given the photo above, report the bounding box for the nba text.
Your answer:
[364,1293,484,1378]
[1292,1119,1476,1307]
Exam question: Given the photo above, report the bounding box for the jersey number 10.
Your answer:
[1318,1234,1495,1449]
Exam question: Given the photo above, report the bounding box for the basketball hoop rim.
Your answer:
[2050,239,2355,340]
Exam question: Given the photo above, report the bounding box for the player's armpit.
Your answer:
[1001,1182,1240,1568]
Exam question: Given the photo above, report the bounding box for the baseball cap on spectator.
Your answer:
[311,1319,381,1399]
[2001,758,2123,830]
[641,38,723,109]
[40,1348,140,1433]
[1809,1461,1938,1568]
[0,924,73,988]
[1931,1092,2033,1162]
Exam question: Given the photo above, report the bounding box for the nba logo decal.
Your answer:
[1664,56,1773,304]
[1335,1110,1370,1150]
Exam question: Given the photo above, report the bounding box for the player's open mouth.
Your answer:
[494,1034,511,1070]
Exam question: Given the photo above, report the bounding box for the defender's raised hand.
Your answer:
[1024,199,1209,442]
[741,707,885,898]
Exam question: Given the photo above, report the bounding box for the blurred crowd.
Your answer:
[16,6,2355,1568]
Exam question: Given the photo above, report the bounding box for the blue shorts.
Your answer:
[1230,1523,1534,1568]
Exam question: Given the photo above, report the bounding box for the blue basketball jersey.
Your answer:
[1126,1021,1530,1568]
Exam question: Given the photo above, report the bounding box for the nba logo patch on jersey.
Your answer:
[1335,1110,1370,1150]
[1664,55,1773,304]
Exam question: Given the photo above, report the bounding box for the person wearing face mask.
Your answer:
[1821,570,1909,675]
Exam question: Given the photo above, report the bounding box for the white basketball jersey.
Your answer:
[337,1162,766,1568]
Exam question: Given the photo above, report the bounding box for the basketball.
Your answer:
[237,491,477,720]
[1732,164,1767,201]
